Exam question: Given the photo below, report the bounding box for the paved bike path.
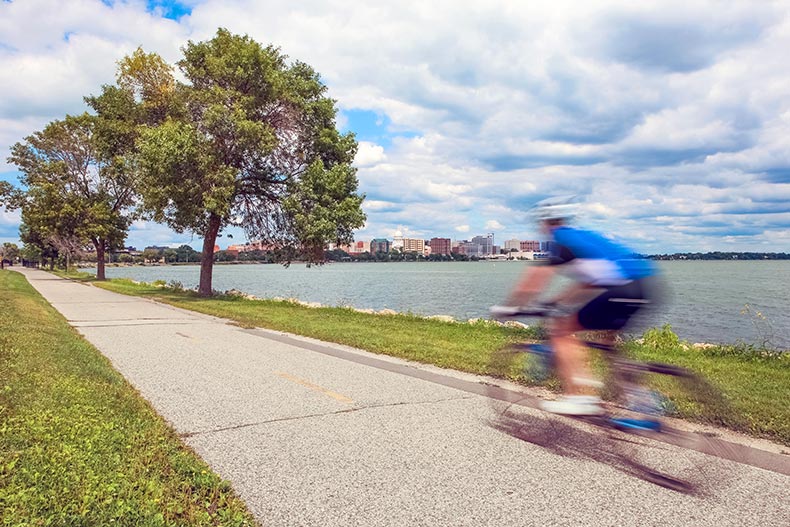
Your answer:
[15,268,790,526]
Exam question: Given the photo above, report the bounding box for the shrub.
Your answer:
[642,324,682,350]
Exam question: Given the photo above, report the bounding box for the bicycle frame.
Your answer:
[491,305,677,432]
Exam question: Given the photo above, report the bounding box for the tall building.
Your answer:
[504,239,521,251]
[471,234,495,256]
[370,238,391,253]
[402,238,425,253]
[429,237,451,255]
[520,240,541,252]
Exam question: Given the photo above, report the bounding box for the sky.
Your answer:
[1,0,789,254]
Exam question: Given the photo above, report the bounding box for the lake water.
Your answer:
[86,260,790,348]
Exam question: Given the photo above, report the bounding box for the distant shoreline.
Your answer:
[80,256,790,268]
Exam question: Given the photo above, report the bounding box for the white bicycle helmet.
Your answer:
[530,195,579,222]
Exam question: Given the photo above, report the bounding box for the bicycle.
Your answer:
[485,303,735,493]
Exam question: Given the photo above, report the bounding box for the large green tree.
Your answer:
[135,29,365,295]
[8,114,134,279]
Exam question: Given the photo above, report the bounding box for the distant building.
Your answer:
[429,237,451,255]
[227,240,274,253]
[457,241,482,257]
[504,239,521,251]
[370,238,391,253]
[347,240,370,254]
[402,238,425,253]
[471,234,495,256]
[520,240,541,252]
[391,234,404,251]
[508,251,549,260]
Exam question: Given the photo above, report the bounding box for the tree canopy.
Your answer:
[7,114,134,278]
[133,29,365,294]
[4,29,364,289]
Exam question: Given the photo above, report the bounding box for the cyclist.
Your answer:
[506,196,658,415]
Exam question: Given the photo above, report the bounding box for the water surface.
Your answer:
[88,260,790,347]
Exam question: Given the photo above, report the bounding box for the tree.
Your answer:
[214,250,237,262]
[142,248,162,263]
[48,234,87,271]
[175,245,199,263]
[0,242,20,268]
[20,243,43,267]
[135,29,365,295]
[7,114,134,279]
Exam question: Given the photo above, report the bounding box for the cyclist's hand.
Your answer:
[489,305,522,318]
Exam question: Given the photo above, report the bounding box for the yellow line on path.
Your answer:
[273,371,354,404]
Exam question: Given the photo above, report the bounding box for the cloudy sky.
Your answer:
[1,0,789,253]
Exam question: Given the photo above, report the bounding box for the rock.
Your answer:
[378,309,398,315]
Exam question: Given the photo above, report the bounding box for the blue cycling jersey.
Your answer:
[549,226,656,286]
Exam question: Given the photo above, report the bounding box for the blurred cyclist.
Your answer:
[506,196,658,416]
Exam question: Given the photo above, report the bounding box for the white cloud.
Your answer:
[1,0,789,252]
[0,206,21,226]
[354,141,386,167]
[485,220,505,231]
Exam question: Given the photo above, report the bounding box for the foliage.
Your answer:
[0,271,257,525]
[739,303,785,351]
[142,248,163,262]
[641,323,683,350]
[7,114,134,279]
[132,29,365,294]
[0,243,17,270]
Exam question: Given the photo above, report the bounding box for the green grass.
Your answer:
[0,270,258,526]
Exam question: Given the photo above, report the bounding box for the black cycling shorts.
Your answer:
[577,279,651,331]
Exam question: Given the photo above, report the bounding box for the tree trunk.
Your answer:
[198,214,221,296]
[95,241,106,281]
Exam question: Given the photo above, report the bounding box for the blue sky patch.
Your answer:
[339,109,418,148]
[101,1,193,20]
[147,0,192,19]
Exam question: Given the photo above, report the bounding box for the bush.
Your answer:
[642,324,682,350]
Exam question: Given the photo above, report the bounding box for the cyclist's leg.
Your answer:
[540,313,606,415]
[541,283,646,415]
[549,314,595,395]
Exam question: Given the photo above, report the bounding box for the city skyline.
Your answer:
[1,1,789,254]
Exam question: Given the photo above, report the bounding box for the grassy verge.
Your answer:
[0,269,258,526]
[80,275,790,446]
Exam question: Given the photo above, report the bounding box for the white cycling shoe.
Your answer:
[540,395,605,416]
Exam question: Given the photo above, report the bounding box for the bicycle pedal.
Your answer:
[609,418,662,432]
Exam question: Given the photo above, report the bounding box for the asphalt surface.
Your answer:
[14,268,790,526]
